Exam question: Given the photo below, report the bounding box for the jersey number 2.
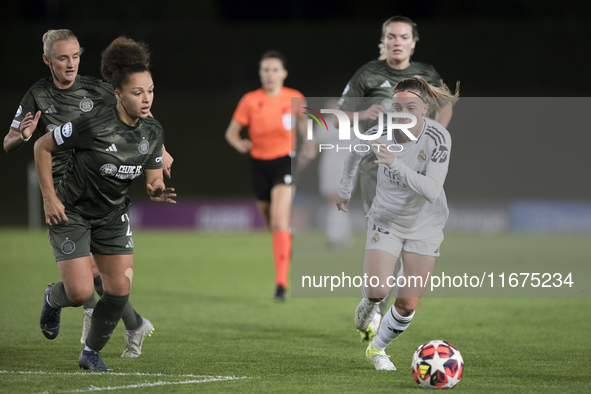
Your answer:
[121,213,133,236]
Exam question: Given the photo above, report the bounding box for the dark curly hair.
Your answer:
[101,37,150,90]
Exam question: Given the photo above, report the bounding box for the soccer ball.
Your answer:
[411,340,464,389]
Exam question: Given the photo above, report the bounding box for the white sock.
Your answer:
[372,306,414,351]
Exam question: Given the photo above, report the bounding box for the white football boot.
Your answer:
[121,318,154,357]
[366,342,396,371]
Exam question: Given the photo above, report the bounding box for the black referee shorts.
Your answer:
[250,155,292,202]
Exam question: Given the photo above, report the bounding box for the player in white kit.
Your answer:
[336,76,458,371]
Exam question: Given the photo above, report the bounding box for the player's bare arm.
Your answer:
[4,111,41,153]
[161,144,173,178]
[3,129,24,153]
[224,119,252,154]
[145,168,176,203]
[34,132,68,225]
[147,110,173,179]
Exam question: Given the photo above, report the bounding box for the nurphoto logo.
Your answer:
[303,107,417,153]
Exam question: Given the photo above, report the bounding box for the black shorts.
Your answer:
[250,155,292,202]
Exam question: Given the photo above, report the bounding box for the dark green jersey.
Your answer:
[52,105,164,219]
[338,60,441,112]
[10,75,116,183]
[338,60,442,176]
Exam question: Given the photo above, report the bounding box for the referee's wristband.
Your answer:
[20,133,31,142]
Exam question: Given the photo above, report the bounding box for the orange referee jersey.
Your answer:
[232,87,306,160]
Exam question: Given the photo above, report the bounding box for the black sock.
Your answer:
[48,281,76,308]
[82,293,97,309]
[94,275,104,297]
[86,292,129,352]
[121,301,142,331]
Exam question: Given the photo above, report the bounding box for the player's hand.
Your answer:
[235,139,253,154]
[20,111,41,140]
[162,147,174,179]
[147,183,177,203]
[372,140,396,167]
[361,105,384,121]
[43,196,68,225]
[336,195,350,213]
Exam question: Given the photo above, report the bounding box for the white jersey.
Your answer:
[338,117,451,239]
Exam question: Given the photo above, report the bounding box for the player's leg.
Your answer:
[361,224,404,370]
[80,254,133,371]
[40,256,95,340]
[359,165,396,314]
[120,299,153,357]
[362,249,399,370]
[371,250,435,366]
[251,156,272,230]
[255,200,271,230]
[356,222,402,330]
[42,212,94,340]
[378,256,404,316]
[269,183,292,301]
[80,255,100,343]
[78,253,149,353]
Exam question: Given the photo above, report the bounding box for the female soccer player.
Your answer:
[32,36,176,371]
[4,30,171,357]
[338,15,453,323]
[225,51,310,302]
[336,76,458,371]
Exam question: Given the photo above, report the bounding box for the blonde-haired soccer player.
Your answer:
[337,76,458,370]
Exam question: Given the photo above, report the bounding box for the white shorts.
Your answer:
[365,221,444,257]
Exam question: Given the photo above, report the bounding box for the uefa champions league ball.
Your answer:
[411,340,464,389]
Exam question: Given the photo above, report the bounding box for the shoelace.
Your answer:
[90,352,106,368]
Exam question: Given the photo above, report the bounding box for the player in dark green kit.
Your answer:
[338,16,455,339]
[4,30,169,357]
[32,36,176,372]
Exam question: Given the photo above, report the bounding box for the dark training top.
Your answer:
[52,105,164,219]
[338,60,443,174]
[10,75,116,183]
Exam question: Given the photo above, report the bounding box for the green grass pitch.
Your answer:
[0,229,589,393]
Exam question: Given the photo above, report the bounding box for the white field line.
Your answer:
[39,377,248,393]
[0,371,251,393]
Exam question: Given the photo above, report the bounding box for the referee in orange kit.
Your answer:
[225,50,313,302]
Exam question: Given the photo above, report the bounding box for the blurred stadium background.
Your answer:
[1,2,590,392]
[2,0,591,234]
